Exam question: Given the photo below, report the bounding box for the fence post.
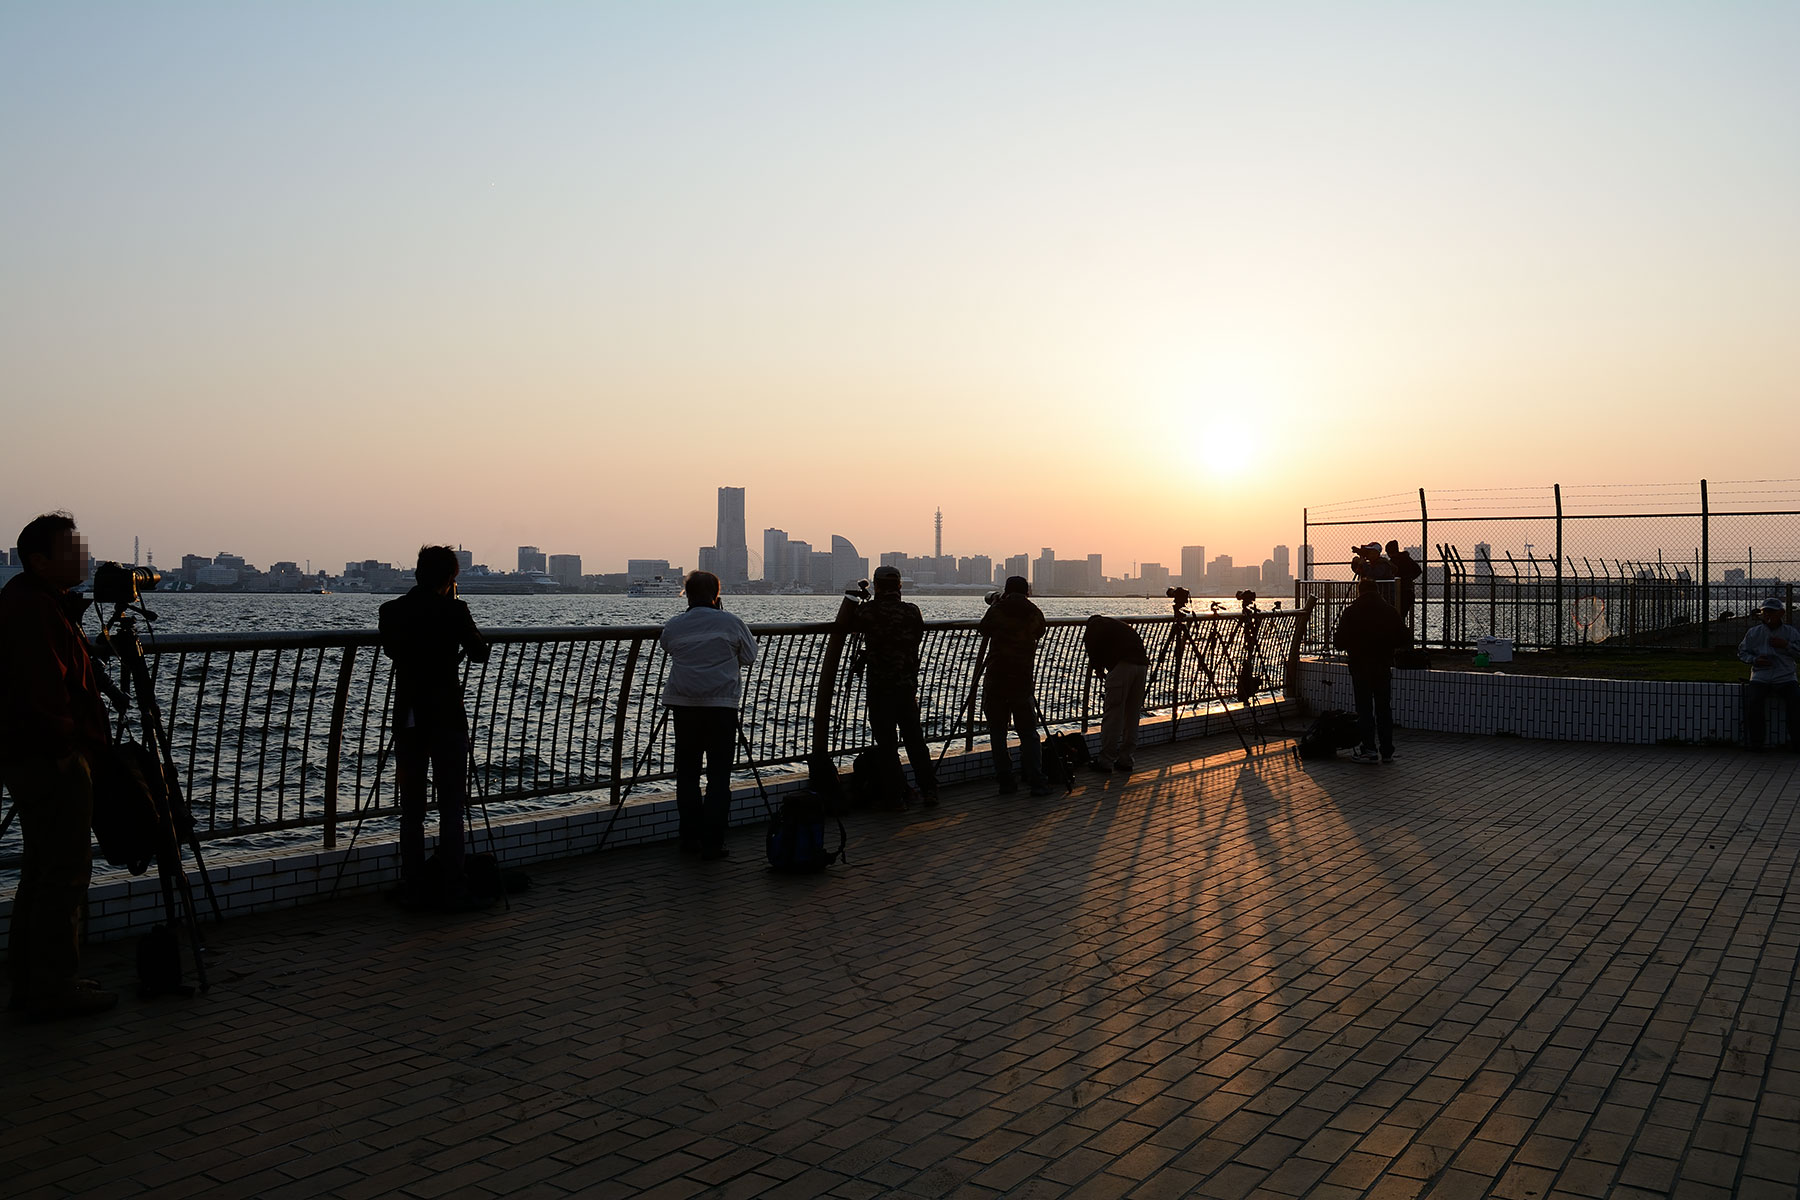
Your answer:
[1700,479,1710,649]
[1418,488,1429,649]
[1554,484,1564,651]
[610,638,641,807]
[1285,600,1315,706]
[321,643,358,851]
[812,619,848,766]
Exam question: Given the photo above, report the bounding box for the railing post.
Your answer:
[1285,599,1315,707]
[321,643,358,851]
[1700,478,1710,649]
[1554,483,1564,651]
[610,638,642,807]
[1418,488,1429,649]
[812,619,848,767]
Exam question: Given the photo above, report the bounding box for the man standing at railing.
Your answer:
[1738,598,1800,752]
[838,565,938,809]
[1332,576,1410,764]
[379,545,490,911]
[1083,615,1148,774]
[979,576,1051,797]
[659,571,758,860]
[1,512,117,1019]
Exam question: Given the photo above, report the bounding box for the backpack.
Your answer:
[850,749,907,810]
[765,788,847,873]
[1040,731,1091,793]
[1295,710,1362,760]
[90,741,166,875]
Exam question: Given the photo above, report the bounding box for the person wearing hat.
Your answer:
[1332,576,1411,763]
[1385,540,1422,623]
[837,565,938,808]
[978,576,1051,796]
[1351,542,1397,606]
[1737,598,1800,751]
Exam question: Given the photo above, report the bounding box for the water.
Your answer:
[125,591,1254,636]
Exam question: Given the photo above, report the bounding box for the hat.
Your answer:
[1357,542,1382,554]
[872,565,902,588]
[1761,597,1785,612]
[1004,575,1030,595]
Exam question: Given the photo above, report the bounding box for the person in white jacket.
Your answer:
[658,571,758,859]
[1737,597,1800,751]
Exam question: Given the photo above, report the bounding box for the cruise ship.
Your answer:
[627,575,683,598]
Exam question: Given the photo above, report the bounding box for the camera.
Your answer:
[844,580,871,603]
[93,562,161,608]
[1165,586,1191,611]
[1235,589,1258,611]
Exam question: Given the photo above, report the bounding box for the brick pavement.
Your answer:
[4,731,1799,1199]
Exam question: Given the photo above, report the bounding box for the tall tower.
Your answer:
[716,486,749,585]
[934,508,942,559]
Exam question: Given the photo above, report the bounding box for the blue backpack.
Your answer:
[765,789,847,873]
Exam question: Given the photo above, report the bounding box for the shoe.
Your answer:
[1349,751,1381,764]
[1380,753,1395,763]
[26,985,119,1021]
[699,847,731,862]
[1115,758,1135,772]
[1089,760,1113,774]
[1029,783,1053,797]
[921,792,940,809]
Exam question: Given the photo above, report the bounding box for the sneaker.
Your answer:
[1115,758,1135,772]
[1349,751,1381,764]
[1380,752,1395,763]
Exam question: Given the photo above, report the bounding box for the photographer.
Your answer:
[1332,576,1410,763]
[1386,541,1422,622]
[838,566,938,809]
[1,513,116,1019]
[1083,615,1148,774]
[659,571,758,860]
[379,545,490,911]
[979,576,1051,797]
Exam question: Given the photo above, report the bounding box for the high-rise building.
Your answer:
[934,508,943,559]
[830,535,868,593]
[716,486,749,584]
[788,540,813,585]
[1087,553,1104,591]
[518,546,546,574]
[1005,553,1029,585]
[1033,548,1055,591]
[628,558,675,578]
[454,546,473,571]
[1140,563,1171,593]
[1181,546,1206,588]
[548,554,582,586]
[698,546,721,575]
[1272,545,1291,580]
[763,528,790,584]
[963,555,991,586]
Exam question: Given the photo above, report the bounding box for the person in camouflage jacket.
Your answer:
[838,566,938,807]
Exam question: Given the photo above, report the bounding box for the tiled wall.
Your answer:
[4,702,1278,952]
[1296,661,1776,747]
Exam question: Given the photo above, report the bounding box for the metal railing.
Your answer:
[1298,479,1800,652]
[4,608,1307,858]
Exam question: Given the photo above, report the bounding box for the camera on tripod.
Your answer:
[1165,586,1191,612]
[1234,589,1258,612]
[93,561,161,609]
[844,580,871,603]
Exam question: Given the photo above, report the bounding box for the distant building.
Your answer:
[1033,548,1055,591]
[716,486,749,585]
[1004,554,1029,586]
[518,546,546,574]
[628,559,676,578]
[698,546,721,575]
[1139,563,1171,593]
[548,554,582,587]
[1181,546,1206,589]
[962,555,991,586]
[763,528,790,584]
[454,547,473,571]
[830,535,868,593]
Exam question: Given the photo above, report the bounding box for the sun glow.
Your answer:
[1191,410,1263,480]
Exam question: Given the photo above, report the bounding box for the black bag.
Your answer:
[90,741,165,875]
[765,788,846,873]
[1040,731,1090,793]
[1295,710,1362,760]
[136,923,191,998]
[850,748,907,811]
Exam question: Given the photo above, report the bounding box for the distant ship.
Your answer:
[627,575,682,598]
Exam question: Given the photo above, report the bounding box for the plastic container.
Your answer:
[1475,636,1513,664]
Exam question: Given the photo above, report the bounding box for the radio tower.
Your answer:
[934,507,943,559]
[133,535,140,566]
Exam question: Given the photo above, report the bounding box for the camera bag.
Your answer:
[90,740,165,875]
[765,787,846,873]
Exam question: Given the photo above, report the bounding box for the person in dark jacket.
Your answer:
[1083,615,1148,773]
[839,566,938,808]
[978,576,1050,796]
[1,512,117,1019]
[1332,577,1411,763]
[378,545,490,909]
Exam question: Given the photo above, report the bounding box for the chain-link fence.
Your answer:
[1297,479,1800,652]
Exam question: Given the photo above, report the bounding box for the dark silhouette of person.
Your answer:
[1,512,117,1019]
[658,571,758,860]
[1738,598,1800,751]
[1332,576,1410,763]
[1351,542,1398,606]
[379,545,490,910]
[838,565,938,809]
[1083,615,1148,773]
[979,576,1050,796]
[1386,540,1422,622]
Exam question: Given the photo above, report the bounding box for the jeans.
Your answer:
[984,677,1047,789]
[1098,663,1147,764]
[1351,671,1394,757]
[672,706,737,851]
[4,752,95,1002]
[1743,680,1800,748]
[395,723,469,897]
[867,681,937,800]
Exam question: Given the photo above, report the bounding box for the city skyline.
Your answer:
[5,6,1796,575]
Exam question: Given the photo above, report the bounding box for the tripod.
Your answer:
[100,607,220,994]
[1146,600,1253,755]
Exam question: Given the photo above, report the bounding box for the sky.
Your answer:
[3,2,1797,577]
